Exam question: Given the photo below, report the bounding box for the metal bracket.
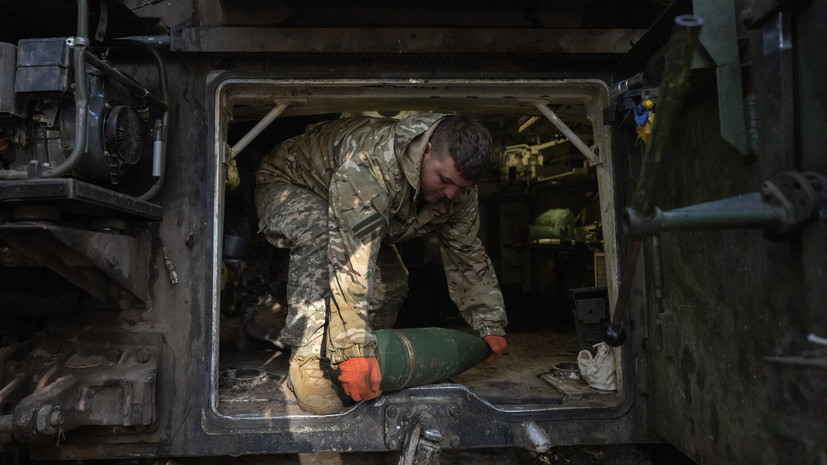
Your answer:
[65,37,90,48]
[397,413,444,465]
[0,223,152,306]
[692,0,747,155]
[225,100,291,190]
[4,337,159,443]
[384,403,459,459]
[534,102,600,166]
[623,171,826,238]
[229,101,291,160]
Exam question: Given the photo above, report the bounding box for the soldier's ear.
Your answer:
[423,142,433,159]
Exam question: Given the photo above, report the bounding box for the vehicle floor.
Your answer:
[216,312,619,417]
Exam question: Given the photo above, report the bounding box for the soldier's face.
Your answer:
[420,142,474,203]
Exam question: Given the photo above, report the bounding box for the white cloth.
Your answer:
[577,342,617,390]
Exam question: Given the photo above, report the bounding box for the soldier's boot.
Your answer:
[286,353,345,414]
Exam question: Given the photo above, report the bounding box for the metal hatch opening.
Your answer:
[210,79,622,421]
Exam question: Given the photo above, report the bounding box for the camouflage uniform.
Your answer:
[255,113,507,365]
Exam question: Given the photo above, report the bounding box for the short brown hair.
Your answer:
[430,116,492,182]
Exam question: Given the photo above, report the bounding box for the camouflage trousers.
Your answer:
[255,181,408,359]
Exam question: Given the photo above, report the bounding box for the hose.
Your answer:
[41,0,90,179]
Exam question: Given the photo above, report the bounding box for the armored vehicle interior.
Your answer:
[213,79,624,417]
[2,0,825,462]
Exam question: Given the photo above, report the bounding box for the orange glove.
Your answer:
[483,335,507,364]
[338,357,382,401]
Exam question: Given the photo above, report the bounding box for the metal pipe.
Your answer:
[83,52,167,110]
[114,35,170,48]
[230,102,291,159]
[0,374,26,408]
[608,72,647,100]
[0,171,27,180]
[623,193,788,236]
[632,15,704,216]
[76,0,89,39]
[42,0,90,178]
[534,102,598,165]
[110,39,170,201]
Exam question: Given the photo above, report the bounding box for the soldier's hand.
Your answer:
[483,335,507,364]
[338,357,382,401]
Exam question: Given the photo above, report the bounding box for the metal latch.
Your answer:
[398,414,444,465]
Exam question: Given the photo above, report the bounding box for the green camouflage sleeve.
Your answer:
[438,189,508,338]
[325,159,390,365]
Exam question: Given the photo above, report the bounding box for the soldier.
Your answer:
[255,113,508,414]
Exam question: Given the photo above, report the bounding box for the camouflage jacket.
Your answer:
[256,113,507,364]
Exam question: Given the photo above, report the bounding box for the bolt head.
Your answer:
[423,428,444,442]
[106,348,122,362]
[386,406,397,418]
[136,348,151,363]
[50,409,64,426]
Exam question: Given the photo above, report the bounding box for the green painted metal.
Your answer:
[715,62,747,154]
[693,0,747,154]
[375,328,491,392]
[632,15,703,216]
[623,192,787,236]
